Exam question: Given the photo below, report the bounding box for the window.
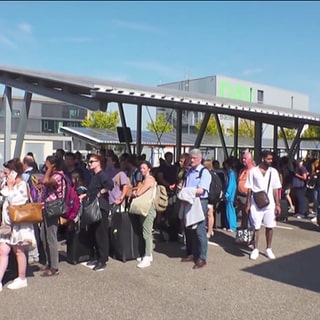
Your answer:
[257,90,264,103]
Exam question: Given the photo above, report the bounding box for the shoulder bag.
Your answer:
[45,175,67,219]
[129,187,155,217]
[252,172,272,209]
[81,197,102,225]
[9,185,43,223]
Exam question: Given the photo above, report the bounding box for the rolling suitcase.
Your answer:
[110,212,145,262]
[214,201,227,229]
[66,224,94,265]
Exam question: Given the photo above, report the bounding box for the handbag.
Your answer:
[235,214,255,245]
[9,202,43,224]
[129,187,154,217]
[8,185,43,223]
[252,172,271,209]
[45,178,67,219]
[81,197,102,225]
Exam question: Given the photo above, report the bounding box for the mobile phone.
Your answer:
[9,170,18,179]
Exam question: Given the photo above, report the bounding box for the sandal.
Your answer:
[40,268,60,277]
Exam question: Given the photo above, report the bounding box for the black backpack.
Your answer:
[199,168,223,205]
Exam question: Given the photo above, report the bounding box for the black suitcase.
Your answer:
[277,199,289,221]
[66,224,94,265]
[110,212,145,262]
[214,201,227,229]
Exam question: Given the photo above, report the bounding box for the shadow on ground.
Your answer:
[242,245,320,293]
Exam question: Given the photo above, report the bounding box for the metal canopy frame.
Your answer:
[0,65,319,162]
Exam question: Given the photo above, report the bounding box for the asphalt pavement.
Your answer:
[1,216,320,320]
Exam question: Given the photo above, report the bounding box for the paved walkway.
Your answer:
[2,217,320,320]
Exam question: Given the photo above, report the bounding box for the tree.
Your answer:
[278,128,297,140]
[227,119,254,137]
[195,115,224,135]
[146,113,173,133]
[301,125,320,138]
[81,111,119,130]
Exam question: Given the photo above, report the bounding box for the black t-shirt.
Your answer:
[87,170,114,211]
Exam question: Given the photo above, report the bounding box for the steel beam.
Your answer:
[4,86,12,161]
[136,104,142,156]
[117,102,132,155]
[214,113,228,160]
[176,109,182,162]
[14,91,32,158]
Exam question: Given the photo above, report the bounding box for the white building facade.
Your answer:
[158,75,309,136]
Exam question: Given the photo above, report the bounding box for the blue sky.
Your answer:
[1,1,320,129]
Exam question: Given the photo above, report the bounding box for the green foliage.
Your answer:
[146,113,173,133]
[301,125,320,138]
[195,115,224,135]
[278,128,297,140]
[227,119,254,137]
[81,111,119,130]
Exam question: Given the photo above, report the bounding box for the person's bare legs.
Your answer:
[207,206,214,237]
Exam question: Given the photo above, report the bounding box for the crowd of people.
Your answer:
[0,147,319,292]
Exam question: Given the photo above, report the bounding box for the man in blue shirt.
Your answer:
[181,148,211,269]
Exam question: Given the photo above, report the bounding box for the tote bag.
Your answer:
[129,187,154,217]
[9,202,43,224]
[81,197,102,225]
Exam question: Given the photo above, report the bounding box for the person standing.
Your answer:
[236,151,256,229]
[131,161,156,269]
[180,148,211,269]
[79,154,114,271]
[245,150,282,260]
[0,158,37,291]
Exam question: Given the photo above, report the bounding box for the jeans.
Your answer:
[191,199,208,261]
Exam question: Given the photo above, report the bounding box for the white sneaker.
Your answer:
[137,256,151,268]
[266,248,276,260]
[0,282,2,292]
[311,217,319,226]
[136,254,153,262]
[7,277,28,290]
[250,248,259,260]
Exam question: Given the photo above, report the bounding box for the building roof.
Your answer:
[60,126,320,151]
[0,65,319,129]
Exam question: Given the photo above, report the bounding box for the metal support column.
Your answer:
[214,113,228,160]
[288,124,304,159]
[176,109,182,162]
[273,125,278,157]
[254,120,263,164]
[4,86,12,161]
[233,116,239,157]
[194,112,211,148]
[14,91,32,158]
[279,127,290,153]
[117,102,132,154]
[136,104,142,156]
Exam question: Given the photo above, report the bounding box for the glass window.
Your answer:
[257,90,264,103]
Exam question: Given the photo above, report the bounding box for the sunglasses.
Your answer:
[88,160,99,164]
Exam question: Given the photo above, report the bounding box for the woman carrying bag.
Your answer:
[0,158,36,291]
[130,161,156,269]
[79,154,114,272]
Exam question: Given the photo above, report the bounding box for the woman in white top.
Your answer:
[0,158,36,291]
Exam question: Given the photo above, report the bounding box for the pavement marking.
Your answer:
[208,241,220,247]
[275,225,294,230]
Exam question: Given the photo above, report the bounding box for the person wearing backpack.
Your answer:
[179,149,211,269]
[40,155,66,277]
